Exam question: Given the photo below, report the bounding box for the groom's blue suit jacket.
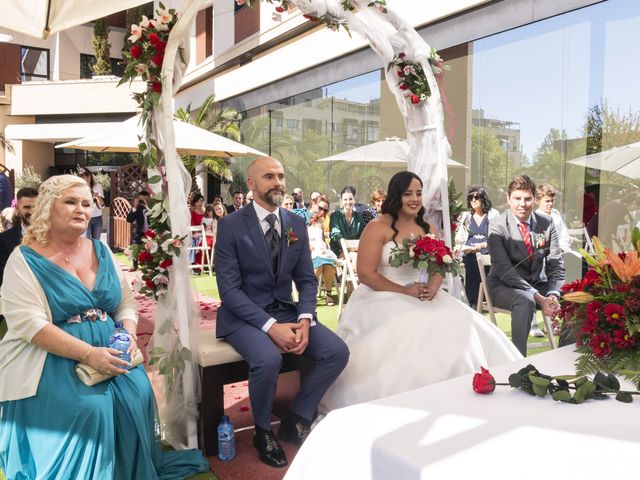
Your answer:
[214,203,318,338]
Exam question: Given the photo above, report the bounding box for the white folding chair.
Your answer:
[337,239,359,322]
[188,225,212,276]
[567,224,594,254]
[476,253,556,350]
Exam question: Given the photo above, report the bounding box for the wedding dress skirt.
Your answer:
[320,242,521,412]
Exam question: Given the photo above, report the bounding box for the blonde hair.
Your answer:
[22,174,90,246]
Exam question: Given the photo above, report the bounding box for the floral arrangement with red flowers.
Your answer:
[472,364,639,404]
[285,227,299,246]
[128,195,186,300]
[389,233,462,278]
[387,49,447,105]
[557,230,640,387]
[118,3,180,133]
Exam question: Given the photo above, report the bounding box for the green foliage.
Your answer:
[148,344,192,389]
[0,133,13,153]
[91,18,112,76]
[15,166,42,190]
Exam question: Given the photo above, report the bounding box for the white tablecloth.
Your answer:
[285,347,640,479]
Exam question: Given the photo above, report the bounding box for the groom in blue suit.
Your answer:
[214,156,349,468]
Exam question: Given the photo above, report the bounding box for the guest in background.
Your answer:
[126,190,150,272]
[454,186,499,308]
[80,170,104,240]
[308,195,338,306]
[281,194,294,210]
[362,188,386,225]
[330,187,364,257]
[293,187,308,209]
[198,204,216,266]
[343,185,367,216]
[309,191,321,214]
[226,190,244,214]
[189,193,206,265]
[245,190,254,206]
[0,207,14,232]
[535,184,572,252]
[211,195,224,206]
[0,175,210,479]
[213,202,227,221]
[0,173,13,210]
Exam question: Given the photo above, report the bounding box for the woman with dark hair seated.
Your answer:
[320,172,519,411]
[329,186,364,257]
[454,186,499,308]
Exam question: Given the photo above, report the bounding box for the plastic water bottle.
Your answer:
[217,415,236,461]
[107,321,131,366]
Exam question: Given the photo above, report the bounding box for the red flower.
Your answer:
[144,278,156,290]
[275,5,285,12]
[472,367,495,394]
[399,83,409,90]
[589,332,612,358]
[410,94,420,104]
[145,229,156,238]
[613,329,635,349]
[302,14,318,21]
[586,300,603,322]
[155,40,166,54]
[130,45,142,59]
[397,70,405,77]
[147,32,160,45]
[398,52,406,59]
[561,278,583,293]
[582,268,600,287]
[152,53,164,67]
[151,81,162,93]
[159,258,173,269]
[138,250,153,263]
[603,303,625,326]
[452,223,458,232]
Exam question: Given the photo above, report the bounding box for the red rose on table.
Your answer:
[151,81,162,93]
[147,32,160,45]
[472,367,495,394]
[130,45,142,59]
[410,94,420,104]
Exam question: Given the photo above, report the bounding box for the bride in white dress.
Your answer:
[320,172,521,412]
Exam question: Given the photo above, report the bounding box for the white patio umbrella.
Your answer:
[316,136,466,168]
[0,0,147,39]
[57,115,266,157]
[568,141,640,179]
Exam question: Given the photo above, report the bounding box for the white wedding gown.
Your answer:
[320,242,522,412]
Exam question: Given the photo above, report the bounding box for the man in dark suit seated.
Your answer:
[0,187,38,337]
[487,175,564,356]
[214,157,349,468]
[225,190,244,214]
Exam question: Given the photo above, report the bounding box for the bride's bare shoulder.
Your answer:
[362,214,394,242]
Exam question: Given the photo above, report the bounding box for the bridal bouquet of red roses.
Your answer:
[389,234,462,277]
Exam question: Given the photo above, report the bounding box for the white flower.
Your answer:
[156,9,173,24]
[409,246,415,257]
[128,24,143,43]
[150,19,169,31]
[134,63,148,75]
[420,93,427,101]
[144,239,158,253]
[443,254,453,264]
[171,237,184,248]
[139,15,151,28]
[403,65,415,76]
[154,273,169,285]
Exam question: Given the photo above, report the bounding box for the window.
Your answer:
[20,47,49,81]
[80,54,125,79]
[287,119,299,130]
[366,125,380,142]
[272,117,283,135]
[346,124,358,141]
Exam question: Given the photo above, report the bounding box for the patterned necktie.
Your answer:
[518,221,534,257]
[265,213,280,271]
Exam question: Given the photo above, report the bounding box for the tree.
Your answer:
[91,18,112,76]
[0,133,12,153]
[583,100,640,154]
[174,94,241,181]
[471,126,517,204]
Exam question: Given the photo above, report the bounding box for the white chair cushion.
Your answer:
[197,332,243,367]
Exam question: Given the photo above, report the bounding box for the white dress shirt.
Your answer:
[252,202,314,332]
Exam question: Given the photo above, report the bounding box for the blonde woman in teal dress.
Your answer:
[0,175,209,479]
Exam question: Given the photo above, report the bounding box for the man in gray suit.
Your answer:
[487,175,564,356]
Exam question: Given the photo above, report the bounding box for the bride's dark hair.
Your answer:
[381,171,430,244]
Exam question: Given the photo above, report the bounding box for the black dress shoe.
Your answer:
[279,412,311,446]
[253,428,288,468]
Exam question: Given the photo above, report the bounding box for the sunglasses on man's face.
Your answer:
[468,194,481,201]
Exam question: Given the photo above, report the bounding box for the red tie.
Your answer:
[518,221,534,256]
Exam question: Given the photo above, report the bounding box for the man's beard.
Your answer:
[258,188,284,208]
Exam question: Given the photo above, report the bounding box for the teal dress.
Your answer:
[0,240,210,480]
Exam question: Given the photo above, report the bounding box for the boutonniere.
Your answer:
[533,233,546,249]
[285,227,299,246]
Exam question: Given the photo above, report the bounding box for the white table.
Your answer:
[285,347,640,479]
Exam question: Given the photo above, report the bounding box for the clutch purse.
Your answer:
[75,349,144,386]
